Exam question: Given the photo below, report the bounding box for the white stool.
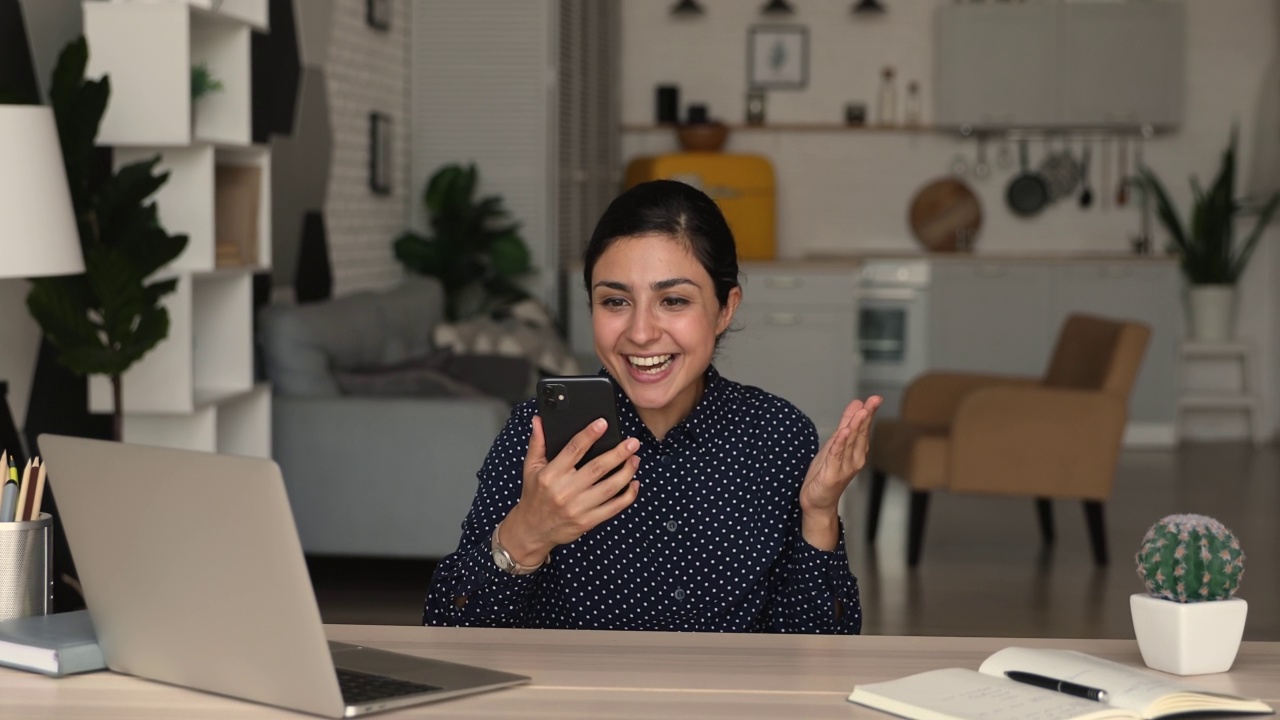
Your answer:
[1177,341,1260,444]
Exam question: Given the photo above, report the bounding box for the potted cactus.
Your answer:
[1131,513,1247,675]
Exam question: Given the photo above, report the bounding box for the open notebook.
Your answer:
[847,647,1273,720]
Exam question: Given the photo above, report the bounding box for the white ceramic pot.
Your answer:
[1130,593,1248,675]
[1187,284,1236,342]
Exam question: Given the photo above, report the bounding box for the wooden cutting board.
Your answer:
[908,177,982,252]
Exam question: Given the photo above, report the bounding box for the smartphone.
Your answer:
[537,376,624,471]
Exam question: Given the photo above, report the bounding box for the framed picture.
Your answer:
[369,112,391,195]
[748,25,808,90]
[367,0,390,30]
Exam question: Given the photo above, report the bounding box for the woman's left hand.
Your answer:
[799,396,882,550]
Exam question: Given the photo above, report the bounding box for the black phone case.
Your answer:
[537,377,623,470]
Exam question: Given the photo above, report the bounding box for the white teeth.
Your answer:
[628,354,672,369]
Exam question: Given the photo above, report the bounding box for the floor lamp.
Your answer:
[0,105,86,464]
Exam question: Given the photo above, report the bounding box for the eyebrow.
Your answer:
[593,278,701,293]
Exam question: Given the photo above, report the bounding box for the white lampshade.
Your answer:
[0,105,85,278]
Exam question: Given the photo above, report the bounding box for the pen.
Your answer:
[0,455,15,522]
[1005,671,1109,702]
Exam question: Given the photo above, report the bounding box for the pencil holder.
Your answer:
[0,512,53,621]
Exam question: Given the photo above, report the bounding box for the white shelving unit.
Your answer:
[84,0,271,458]
[1177,341,1261,444]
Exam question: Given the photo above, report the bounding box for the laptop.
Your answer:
[38,434,528,717]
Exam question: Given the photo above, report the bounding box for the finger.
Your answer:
[582,454,641,507]
[835,398,867,434]
[583,478,641,528]
[524,416,549,474]
[547,417,611,472]
[574,436,641,486]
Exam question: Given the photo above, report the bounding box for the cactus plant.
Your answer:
[1135,514,1245,603]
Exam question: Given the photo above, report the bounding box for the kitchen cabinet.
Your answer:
[716,267,859,438]
[935,2,1185,129]
[928,262,1055,375]
[934,5,1060,128]
[927,258,1180,444]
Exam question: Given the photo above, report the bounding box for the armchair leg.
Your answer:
[907,492,930,567]
[865,469,888,543]
[1083,501,1108,566]
[1035,498,1055,545]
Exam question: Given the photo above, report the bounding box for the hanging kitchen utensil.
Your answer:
[972,134,990,180]
[1115,135,1129,207]
[1039,134,1081,201]
[1078,137,1094,209]
[909,177,983,252]
[995,136,1014,170]
[1006,138,1051,217]
[1100,135,1112,210]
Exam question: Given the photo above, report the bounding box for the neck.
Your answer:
[635,374,705,441]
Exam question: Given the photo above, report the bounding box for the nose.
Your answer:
[625,303,661,345]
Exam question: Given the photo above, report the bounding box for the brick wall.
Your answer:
[324,0,410,295]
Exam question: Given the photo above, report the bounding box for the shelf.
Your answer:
[622,123,942,134]
[113,144,270,272]
[1182,341,1254,358]
[1178,395,1258,410]
[86,2,253,146]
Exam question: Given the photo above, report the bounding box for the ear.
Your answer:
[715,286,742,336]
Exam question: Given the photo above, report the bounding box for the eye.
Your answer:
[598,296,629,309]
[661,295,691,307]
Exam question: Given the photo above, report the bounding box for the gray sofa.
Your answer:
[258,277,510,558]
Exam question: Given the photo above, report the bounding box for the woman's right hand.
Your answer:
[498,416,641,567]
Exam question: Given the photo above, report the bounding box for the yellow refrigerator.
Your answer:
[624,153,776,260]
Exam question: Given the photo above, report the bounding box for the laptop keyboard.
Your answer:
[337,667,442,705]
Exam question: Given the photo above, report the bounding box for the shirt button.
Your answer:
[660,454,674,466]
[665,520,679,532]
[674,589,686,600]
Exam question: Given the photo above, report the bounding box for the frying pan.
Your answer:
[1006,139,1051,217]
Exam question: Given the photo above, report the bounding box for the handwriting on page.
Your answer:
[937,683,1106,720]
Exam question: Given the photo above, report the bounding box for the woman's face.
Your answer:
[590,233,740,430]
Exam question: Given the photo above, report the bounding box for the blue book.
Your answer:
[0,610,105,676]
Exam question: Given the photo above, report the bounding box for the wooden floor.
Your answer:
[309,442,1279,640]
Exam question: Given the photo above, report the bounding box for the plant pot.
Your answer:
[1187,284,1236,342]
[1130,593,1247,675]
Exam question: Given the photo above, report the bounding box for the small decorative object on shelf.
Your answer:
[655,84,679,124]
[369,112,392,195]
[745,90,766,126]
[876,66,897,126]
[903,80,921,127]
[1130,513,1248,675]
[190,62,223,102]
[845,102,867,126]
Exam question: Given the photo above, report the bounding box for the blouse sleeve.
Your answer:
[759,410,864,635]
[423,403,545,627]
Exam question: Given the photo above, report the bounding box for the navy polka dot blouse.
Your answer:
[423,366,862,634]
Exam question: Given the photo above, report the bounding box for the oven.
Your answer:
[856,260,930,417]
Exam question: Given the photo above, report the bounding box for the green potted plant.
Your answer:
[393,163,532,321]
[1140,128,1279,342]
[1131,513,1247,675]
[25,38,188,441]
[190,62,223,102]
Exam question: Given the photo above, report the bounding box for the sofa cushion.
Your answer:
[332,351,534,405]
[433,299,582,377]
[259,277,445,397]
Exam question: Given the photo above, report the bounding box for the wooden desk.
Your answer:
[1,626,1277,718]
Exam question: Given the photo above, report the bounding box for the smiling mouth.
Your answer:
[627,354,675,374]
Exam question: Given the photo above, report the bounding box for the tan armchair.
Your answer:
[866,313,1151,567]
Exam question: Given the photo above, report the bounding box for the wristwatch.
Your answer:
[490,522,546,576]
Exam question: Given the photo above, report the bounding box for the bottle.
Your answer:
[903,80,922,127]
[876,66,897,126]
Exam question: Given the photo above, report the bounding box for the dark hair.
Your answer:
[581,180,740,308]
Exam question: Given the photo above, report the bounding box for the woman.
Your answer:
[424,180,880,633]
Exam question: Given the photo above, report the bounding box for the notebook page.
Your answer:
[848,668,1127,720]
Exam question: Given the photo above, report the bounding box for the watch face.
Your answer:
[492,544,511,571]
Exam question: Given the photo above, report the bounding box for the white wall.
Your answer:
[619,0,1280,440]
[323,0,411,295]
